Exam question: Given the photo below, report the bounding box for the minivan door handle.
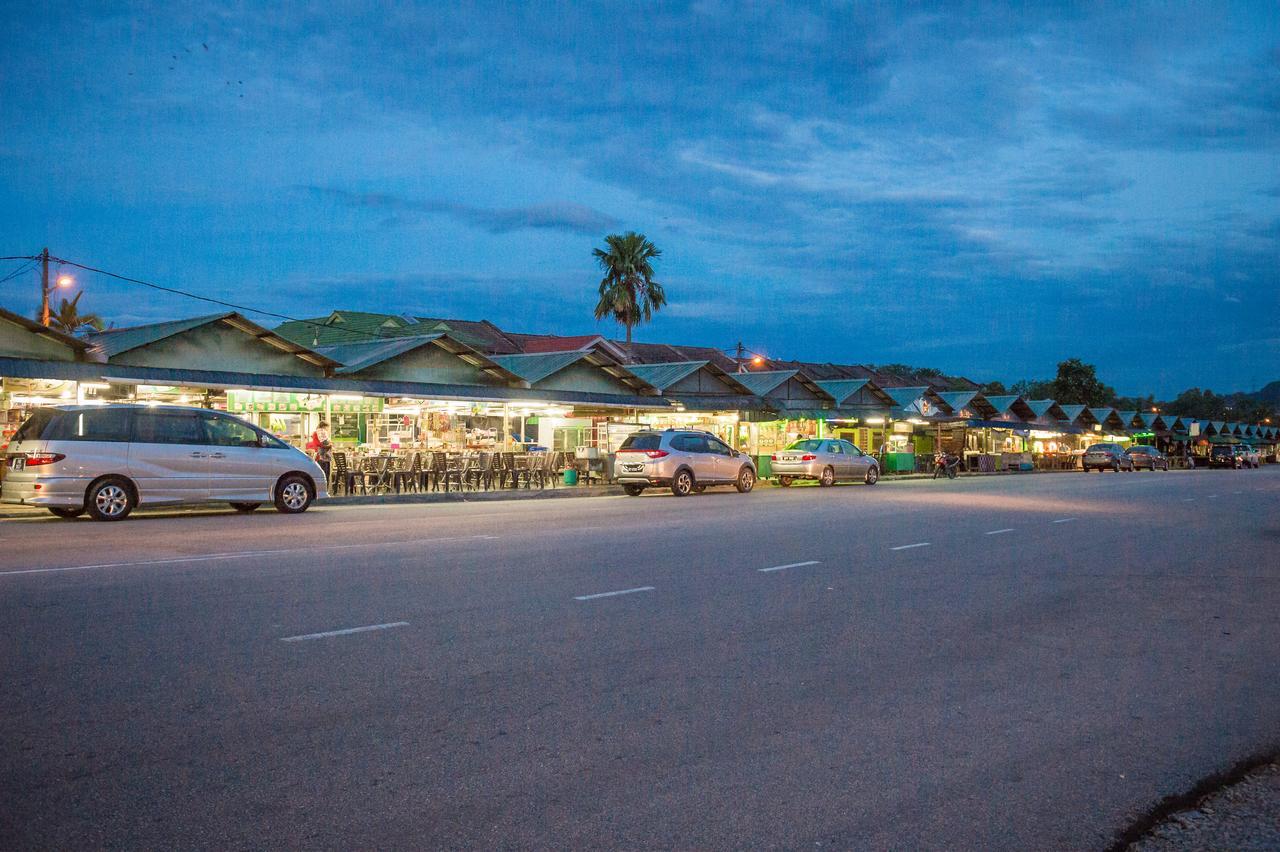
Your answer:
[210,452,225,459]
[190,451,207,458]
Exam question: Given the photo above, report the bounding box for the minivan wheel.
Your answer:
[819,466,835,487]
[274,475,313,514]
[865,465,879,485]
[86,477,135,522]
[735,467,756,493]
[230,502,261,513]
[671,469,695,497]
[48,507,85,519]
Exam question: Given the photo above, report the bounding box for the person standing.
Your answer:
[311,420,332,487]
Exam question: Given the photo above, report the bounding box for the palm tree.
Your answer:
[592,231,666,346]
[48,292,104,334]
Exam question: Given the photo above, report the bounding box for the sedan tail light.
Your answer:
[800,454,817,461]
[23,453,65,467]
[770,454,778,461]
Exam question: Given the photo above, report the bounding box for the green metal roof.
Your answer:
[1088,407,1118,426]
[983,394,1024,416]
[815,378,869,405]
[1115,409,1139,427]
[1025,399,1057,418]
[490,351,591,384]
[934,390,977,413]
[86,312,338,368]
[318,334,447,373]
[733,370,798,397]
[619,360,749,394]
[1057,404,1088,423]
[0,305,90,353]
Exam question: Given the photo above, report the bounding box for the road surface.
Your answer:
[1,468,1277,849]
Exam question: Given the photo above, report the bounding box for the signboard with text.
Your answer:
[226,390,383,414]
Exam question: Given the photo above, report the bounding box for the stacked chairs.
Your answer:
[468,452,495,490]
[433,451,463,492]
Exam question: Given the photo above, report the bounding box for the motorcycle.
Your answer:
[932,451,961,480]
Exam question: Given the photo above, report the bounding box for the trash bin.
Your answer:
[563,468,579,486]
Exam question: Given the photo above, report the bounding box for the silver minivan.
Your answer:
[1,404,328,520]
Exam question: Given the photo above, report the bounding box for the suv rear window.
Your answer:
[620,433,661,451]
[10,409,57,443]
[43,407,135,442]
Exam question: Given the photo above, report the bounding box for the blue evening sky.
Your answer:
[2,2,1277,395]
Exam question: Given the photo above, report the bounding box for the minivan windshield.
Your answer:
[786,439,824,452]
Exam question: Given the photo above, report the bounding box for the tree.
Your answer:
[47,292,104,334]
[1048,358,1115,406]
[592,232,666,345]
[1010,378,1053,399]
[979,380,1008,395]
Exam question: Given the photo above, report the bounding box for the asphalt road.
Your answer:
[1,468,1277,850]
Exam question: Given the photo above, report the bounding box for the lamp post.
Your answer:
[38,248,74,327]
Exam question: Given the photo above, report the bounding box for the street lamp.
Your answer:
[37,247,77,327]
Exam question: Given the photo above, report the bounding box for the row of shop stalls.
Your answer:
[2,305,1277,481]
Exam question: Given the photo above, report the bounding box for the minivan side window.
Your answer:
[132,410,205,445]
[44,408,134,442]
[203,413,263,448]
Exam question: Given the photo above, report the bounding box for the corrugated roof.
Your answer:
[623,360,707,391]
[88,312,339,369]
[730,369,838,400]
[1115,409,1139,427]
[0,305,90,353]
[490,351,589,384]
[815,379,871,405]
[936,390,978,412]
[317,334,447,373]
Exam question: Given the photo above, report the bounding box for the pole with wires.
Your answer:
[39,248,51,326]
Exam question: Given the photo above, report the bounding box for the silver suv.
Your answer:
[2,404,327,520]
[615,429,757,497]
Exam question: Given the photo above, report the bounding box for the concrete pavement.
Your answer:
[1,468,1277,848]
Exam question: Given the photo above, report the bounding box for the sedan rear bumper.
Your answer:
[771,461,824,478]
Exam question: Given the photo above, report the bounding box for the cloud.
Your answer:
[300,186,619,235]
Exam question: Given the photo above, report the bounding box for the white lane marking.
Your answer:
[1207,495,1218,499]
[0,535,501,577]
[985,528,1015,535]
[1052,518,1077,524]
[759,560,821,573]
[890,542,931,551]
[281,621,409,642]
[1182,498,1195,502]
[574,586,655,601]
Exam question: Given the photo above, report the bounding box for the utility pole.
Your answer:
[735,341,745,373]
[39,247,51,327]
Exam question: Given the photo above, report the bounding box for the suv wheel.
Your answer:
[819,466,835,486]
[274,474,313,514]
[735,467,755,493]
[48,507,85,519]
[86,477,135,522]
[671,469,695,497]
[623,484,645,496]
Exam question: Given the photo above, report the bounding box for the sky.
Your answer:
[1,2,1277,397]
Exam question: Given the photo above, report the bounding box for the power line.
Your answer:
[0,258,38,286]
[48,255,391,344]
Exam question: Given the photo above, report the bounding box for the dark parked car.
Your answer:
[1209,444,1259,469]
[1124,444,1169,471]
[1083,443,1134,472]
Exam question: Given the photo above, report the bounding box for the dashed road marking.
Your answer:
[1052,518,1077,524]
[890,542,931,551]
[985,528,1015,535]
[281,621,410,642]
[574,586,655,601]
[759,560,821,573]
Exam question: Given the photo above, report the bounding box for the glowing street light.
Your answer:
[56,274,74,288]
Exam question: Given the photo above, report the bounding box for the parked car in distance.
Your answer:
[615,429,756,497]
[1083,443,1135,472]
[1210,444,1260,469]
[2,404,327,520]
[1124,444,1169,471]
[770,438,880,486]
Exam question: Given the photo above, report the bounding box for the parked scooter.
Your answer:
[932,451,962,480]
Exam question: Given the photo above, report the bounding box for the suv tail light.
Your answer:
[800,454,817,461]
[644,450,669,459]
[23,453,65,467]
